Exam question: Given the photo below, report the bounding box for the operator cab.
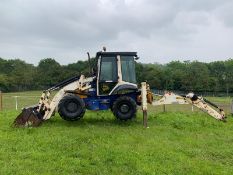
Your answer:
[96,52,138,96]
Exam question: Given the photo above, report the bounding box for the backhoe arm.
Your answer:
[144,87,226,121]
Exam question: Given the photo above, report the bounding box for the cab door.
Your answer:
[98,56,118,95]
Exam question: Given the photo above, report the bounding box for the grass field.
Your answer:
[0,92,233,174]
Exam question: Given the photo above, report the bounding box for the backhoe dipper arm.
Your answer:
[186,93,225,120]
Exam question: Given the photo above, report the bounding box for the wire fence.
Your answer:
[1,92,41,111]
[0,91,3,111]
[0,91,232,115]
[152,89,233,97]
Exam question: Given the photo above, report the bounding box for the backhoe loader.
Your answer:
[14,49,226,127]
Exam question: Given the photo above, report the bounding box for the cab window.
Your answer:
[121,56,136,83]
[99,56,117,82]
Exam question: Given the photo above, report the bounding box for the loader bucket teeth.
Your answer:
[13,107,43,127]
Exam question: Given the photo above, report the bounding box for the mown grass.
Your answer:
[204,96,232,104]
[0,92,233,174]
[2,91,41,110]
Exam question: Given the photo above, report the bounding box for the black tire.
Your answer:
[58,94,85,121]
[112,96,137,120]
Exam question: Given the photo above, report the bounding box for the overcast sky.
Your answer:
[0,0,233,65]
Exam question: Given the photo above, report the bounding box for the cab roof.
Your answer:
[96,51,137,58]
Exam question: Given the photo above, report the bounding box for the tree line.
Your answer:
[0,57,232,95]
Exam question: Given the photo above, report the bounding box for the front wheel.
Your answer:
[58,94,86,121]
[112,96,137,120]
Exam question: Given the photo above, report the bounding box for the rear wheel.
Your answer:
[112,96,137,120]
[58,94,85,121]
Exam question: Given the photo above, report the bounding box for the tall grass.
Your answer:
[0,92,232,174]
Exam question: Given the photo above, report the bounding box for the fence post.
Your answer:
[141,82,148,128]
[231,99,233,115]
[0,91,2,111]
[13,96,19,110]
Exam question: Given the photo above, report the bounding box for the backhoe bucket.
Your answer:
[13,107,43,127]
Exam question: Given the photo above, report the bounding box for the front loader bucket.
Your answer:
[13,107,43,127]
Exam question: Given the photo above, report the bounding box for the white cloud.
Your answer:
[0,0,232,65]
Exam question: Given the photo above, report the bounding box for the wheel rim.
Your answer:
[66,102,78,113]
[119,104,130,114]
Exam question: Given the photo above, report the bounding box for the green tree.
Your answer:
[36,58,63,89]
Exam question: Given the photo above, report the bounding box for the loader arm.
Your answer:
[39,75,94,120]
[150,91,226,121]
[14,75,94,127]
